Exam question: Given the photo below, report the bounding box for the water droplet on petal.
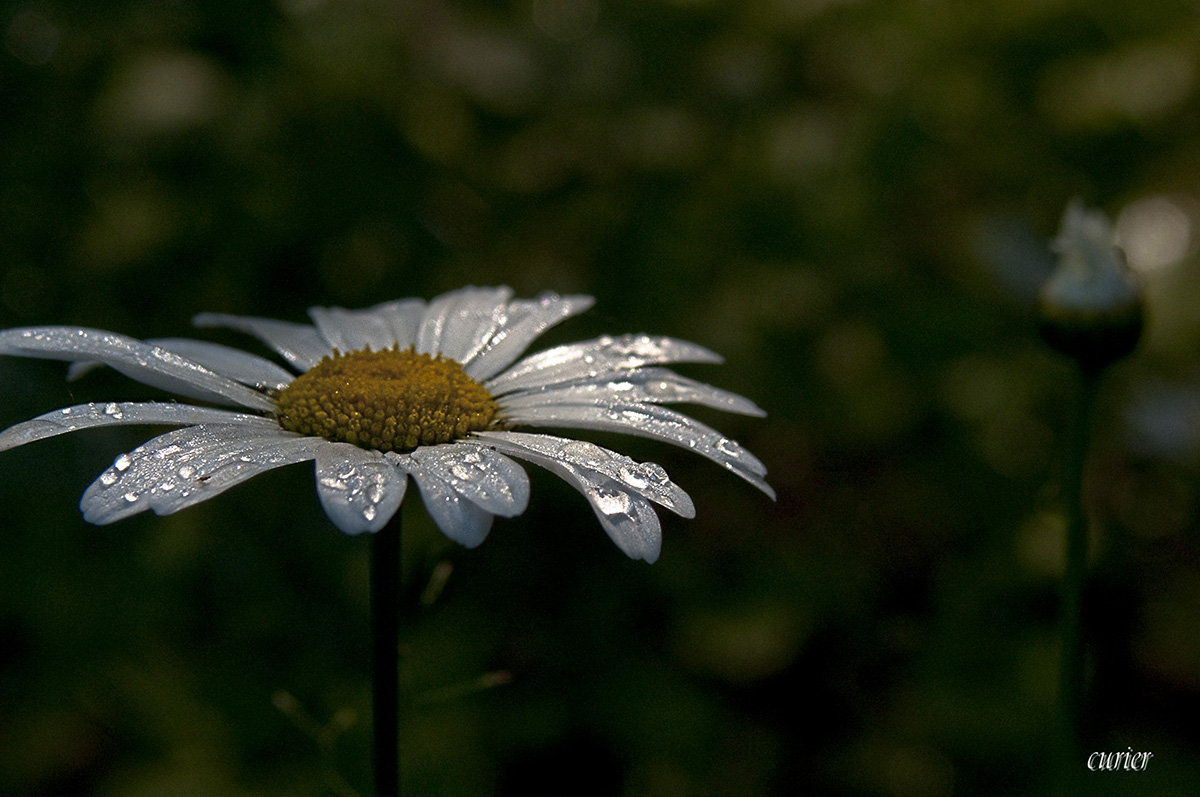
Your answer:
[363,505,377,522]
[114,453,132,472]
[104,402,124,420]
[715,438,741,458]
[122,492,138,503]
[178,465,195,479]
[321,477,349,491]
[449,463,475,481]
[99,470,118,487]
[593,486,632,517]
[618,465,648,489]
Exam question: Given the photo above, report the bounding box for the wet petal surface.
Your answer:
[389,451,495,547]
[314,442,406,533]
[486,334,724,395]
[460,292,595,381]
[0,327,276,412]
[416,286,514,363]
[477,430,694,517]
[80,424,323,524]
[0,402,275,452]
[308,298,425,353]
[193,313,332,370]
[498,366,765,416]
[500,400,774,498]
[149,338,294,391]
[408,441,529,517]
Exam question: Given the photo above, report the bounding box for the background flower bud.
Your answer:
[1038,200,1145,370]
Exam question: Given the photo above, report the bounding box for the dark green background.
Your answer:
[3,1,1200,794]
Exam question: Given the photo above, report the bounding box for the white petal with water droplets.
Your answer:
[582,477,662,563]
[408,441,529,517]
[498,367,765,416]
[461,292,596,381]
[0,402,277,452]
[314,442,406,534]
[470,436,661,561]
[192,313,332,370]
[147,338,295,390]
[81,424,323,524]
[416,286,514,362]
[0,327,276,412]
[388,451,494,547]
[308,298,426,353]
[476,430,694,517]
[63,337,296,391]
[500,401,775,498]
[486,334,724,395]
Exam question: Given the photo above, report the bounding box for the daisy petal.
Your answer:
[500,401,775,499]
[148,338,295,390]
[498,367,765,416]
[416,286,514,362]
[476,430,694,517]
[0,327,276,412]
[472,437,662,561]
[80,424,322,524]
[389,452,494,547]
[0,402,276,452]
[407,441,529,517]
[192,313,331,371]
[486,334,724,395]
[376,299,428,349]
[314,443,406,534]
[582,477,662,563]
[308,298,425,353]
[63,338,295,391]
[461,292,596,381]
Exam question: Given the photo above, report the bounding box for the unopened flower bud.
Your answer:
[1037,200,1144,370]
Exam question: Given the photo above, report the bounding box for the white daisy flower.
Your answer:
[0,286,772,562]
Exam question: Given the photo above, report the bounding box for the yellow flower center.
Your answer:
[275,346,497,452]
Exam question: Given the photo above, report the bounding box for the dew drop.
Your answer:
[178,465,195,479]
[593,486,632,517]
[114,453,132,472]
[363,505,377,522]
[715,438,741,458]
[560,440,605,467]
[122,492,138,503]
[104,402,124,420]
[320,477,349,491]
[99,470,119,487]
[449,463,476,481]
[618,465,649,489]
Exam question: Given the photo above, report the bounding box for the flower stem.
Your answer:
[371,515,401,797]
[1058,366,1099,792]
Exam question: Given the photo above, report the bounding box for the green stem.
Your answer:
[371,515,401,797]
[1058,367,1100,791]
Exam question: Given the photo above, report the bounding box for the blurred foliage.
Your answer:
[3,0,1200,794]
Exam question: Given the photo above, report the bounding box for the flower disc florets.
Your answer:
[275,346,496,452]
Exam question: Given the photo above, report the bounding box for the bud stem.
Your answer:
[1057,365,1099,794]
